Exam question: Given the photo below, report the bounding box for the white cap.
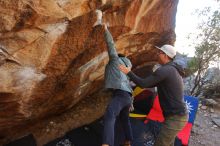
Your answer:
[155,44,176,59]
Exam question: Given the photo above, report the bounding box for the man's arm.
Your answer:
[104,25,118,59]
[119,64,165,88]
[127,72,161,88]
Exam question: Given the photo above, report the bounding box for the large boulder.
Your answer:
[0,0,179,145]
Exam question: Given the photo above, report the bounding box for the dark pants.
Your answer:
[130,118,162,146]
[103,89,133,146]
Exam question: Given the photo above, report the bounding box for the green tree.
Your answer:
[188,7,220,96]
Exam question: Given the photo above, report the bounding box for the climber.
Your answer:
[93,10,133,146]
[119,44,189,146]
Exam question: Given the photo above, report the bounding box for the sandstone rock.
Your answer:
[204,113,208,117]
[201,106,208,110]
[212,117,220,127]
[210,108,215,113]
[211,114,218,118]
[205,98,218,106]
[0,0,179,144]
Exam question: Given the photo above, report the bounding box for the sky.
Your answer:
[175,0,219,57]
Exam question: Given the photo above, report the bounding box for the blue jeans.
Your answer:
[103,89,133,146]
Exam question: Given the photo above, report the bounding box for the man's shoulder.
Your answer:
[155,64,175,75]
[162,63,176,70]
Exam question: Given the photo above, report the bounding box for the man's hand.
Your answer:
[118,64,131,74]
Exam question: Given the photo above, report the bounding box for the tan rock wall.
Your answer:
[0,0,179,144]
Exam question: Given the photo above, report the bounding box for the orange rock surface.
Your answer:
[0,0,178,144]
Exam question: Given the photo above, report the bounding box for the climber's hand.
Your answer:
[93,9,102,27]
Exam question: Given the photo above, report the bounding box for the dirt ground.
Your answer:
[189,105,220,146]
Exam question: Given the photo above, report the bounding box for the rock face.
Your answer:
[0,0,179,144]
